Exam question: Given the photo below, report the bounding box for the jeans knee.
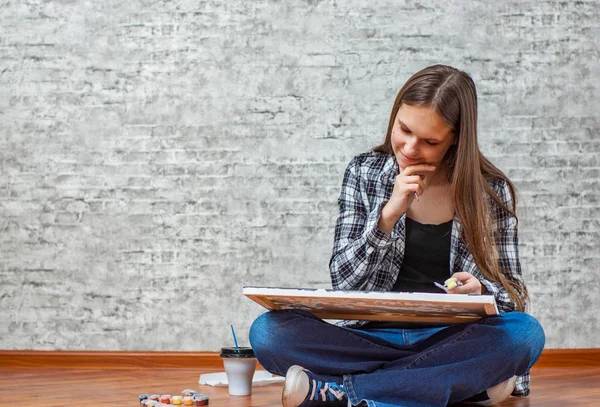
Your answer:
[249,310,304,374]
[249,311,296,357]
[249,312,273,355]
[500,312,545,365]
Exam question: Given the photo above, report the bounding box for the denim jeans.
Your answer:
[249,310,545,407]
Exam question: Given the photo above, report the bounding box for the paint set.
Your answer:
[139,389,209,406]
[138,326,243,405]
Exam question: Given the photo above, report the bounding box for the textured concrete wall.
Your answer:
[1,1,598,350]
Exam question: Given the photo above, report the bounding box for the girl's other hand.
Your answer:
[446,272,487,295]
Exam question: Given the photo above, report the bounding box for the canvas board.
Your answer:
[243,286,499,325]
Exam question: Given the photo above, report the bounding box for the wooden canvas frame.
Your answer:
[244,287,499,325]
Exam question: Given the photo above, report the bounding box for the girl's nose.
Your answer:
[404,137,419,155]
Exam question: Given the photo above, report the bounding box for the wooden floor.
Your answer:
[2,366,600,406]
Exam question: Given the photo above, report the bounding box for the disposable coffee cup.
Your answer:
[220,347,257,396]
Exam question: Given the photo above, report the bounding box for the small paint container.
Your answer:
[171,395,183,405]
[182,389,198,397]
[139,394,149,404]
[149,395,160,402]
[183,396,193,405]
[192,394,209,406]
[160,395,171,404]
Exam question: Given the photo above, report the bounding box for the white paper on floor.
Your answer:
[198,370,285,387]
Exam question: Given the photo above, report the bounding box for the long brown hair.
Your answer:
[374,64,527,311]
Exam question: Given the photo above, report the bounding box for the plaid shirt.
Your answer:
[329,151,531,397]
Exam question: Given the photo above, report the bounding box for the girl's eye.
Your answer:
[425,140,438,146]
[401,127,410,133]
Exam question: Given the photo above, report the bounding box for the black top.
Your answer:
[392,217,453,293]
[363,217,453,329]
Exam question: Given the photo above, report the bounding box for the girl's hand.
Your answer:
[385,164,437,217]
[446,272,488,295]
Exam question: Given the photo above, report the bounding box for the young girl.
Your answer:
[249,65,545,407]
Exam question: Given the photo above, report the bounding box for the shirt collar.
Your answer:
[380,154,398,185]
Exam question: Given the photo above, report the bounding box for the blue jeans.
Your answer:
[249,310,545,407]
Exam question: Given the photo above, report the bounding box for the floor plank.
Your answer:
[1,366,599,406]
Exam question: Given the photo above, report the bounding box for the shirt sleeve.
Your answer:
[329,157,403,291]
[478,179,528,313]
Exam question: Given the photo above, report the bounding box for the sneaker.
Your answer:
[282,365,348,407]
[462,376,517,406]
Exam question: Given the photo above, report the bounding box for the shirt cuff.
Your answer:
[479,277,498,296]
[365,201,403,248]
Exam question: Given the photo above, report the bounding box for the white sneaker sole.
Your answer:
[282,365,308,407]
[467,375,518,406]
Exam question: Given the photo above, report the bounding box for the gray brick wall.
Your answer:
[1,1,598,350]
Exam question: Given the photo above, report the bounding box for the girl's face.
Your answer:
[391,104,455,172]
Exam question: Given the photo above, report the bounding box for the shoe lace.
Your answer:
[311,379,346,402]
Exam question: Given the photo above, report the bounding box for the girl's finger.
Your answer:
[402,175,422,184]
[402,165,437,176]
[450,272,472,282]
[448,283,474,295]
[406,183,424,197]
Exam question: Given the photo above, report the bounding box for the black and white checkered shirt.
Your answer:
[329,151,531,397]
